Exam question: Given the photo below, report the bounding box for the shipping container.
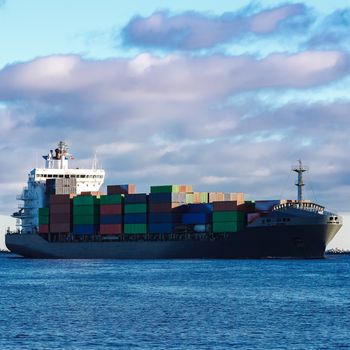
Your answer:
[213,211,245,222]
[50,213,71,224]
[73,224,97,235]
[124,203,147,213]
[185,193,194,204]
[107,184,136,195]
[148,202,180,213]
[185,203,213,213]
[50,223,71,233]
[100,224,122,235]
[73,205,99,216]
[148,213,173,224]
[182,213,211,225]
[124,193,148,204]
[38,215,49,225]
[100,204,122,215]
[213,201,238,211]
[38,224,49,234]
[73,215,99,225]
[100,194,123,205]
[124,213,147,224]
[73,195,100,206]
[150,185,180,193]
[124,223,147,234]
[213,221,245,233]
[148,223,173,234]
[49,203,71,214]
[193,192,209,203]
[148,192,186,204]
[100,215,123,225]
[39,207,50,216]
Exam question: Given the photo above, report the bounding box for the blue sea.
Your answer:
[0,254,349,350]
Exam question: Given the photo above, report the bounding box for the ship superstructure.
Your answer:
[12,141,105,233]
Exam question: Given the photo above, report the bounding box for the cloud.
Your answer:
[306,9,350,50]
[0,50,350,214]
[122,4,308,50]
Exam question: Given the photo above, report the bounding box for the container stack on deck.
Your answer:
[100,194,123,235]
[124,194,148,234]
[73,195,100,235]
[38,207,50,234]
[39,182,288,237]
[148,185,188,234]
[50,194,73,233]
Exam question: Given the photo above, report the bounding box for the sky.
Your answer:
[0,0,350,249]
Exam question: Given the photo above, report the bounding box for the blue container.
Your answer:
[186,203,213,213]
[148,213,173,223]
[182,213,211,225]
[124,194,148,204]
[73,224,97,235]
[124,213,147,224]
[100,215,122,224]
[148,223,173,234]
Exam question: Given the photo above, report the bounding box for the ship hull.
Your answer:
[5,223,340,259]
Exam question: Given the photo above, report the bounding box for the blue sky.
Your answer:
[0,0,350,249]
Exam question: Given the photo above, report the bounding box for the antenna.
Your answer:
[292,160,308,203]
[92,153,97,170]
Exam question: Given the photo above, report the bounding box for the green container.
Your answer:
[124,203,147,214]
[213,211,245,222]
[39,215,49,225]
[150,185,180,193]
[73,215,99,225]
[213,221,245,233]
[124,223,147,234]
[73,205,99,216]
[73,196,100,206]
[100,194,123,205]
[185,193,194,204]
[199,192,208,203]
[39,208,50,216]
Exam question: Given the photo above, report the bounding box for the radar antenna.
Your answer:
[292,160,308,203]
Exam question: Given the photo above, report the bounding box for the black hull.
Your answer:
[5,224,340,259]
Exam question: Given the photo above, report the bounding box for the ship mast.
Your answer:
[293,160,308,203]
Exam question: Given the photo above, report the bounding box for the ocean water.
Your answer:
[0,254,349,350]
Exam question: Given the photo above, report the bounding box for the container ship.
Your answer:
[5,142,342,259]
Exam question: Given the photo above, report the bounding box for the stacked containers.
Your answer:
[124,194,148,234]
[100,194,123,235]
[107,184,136,195]
[148,185,189,234]
[38,207,49,234]
[182,203,213,231]
[212,201,246,233]
[50,194,74,233]
[73,195,100,235]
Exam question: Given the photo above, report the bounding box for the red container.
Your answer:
[213,201,238,211]
[50,194,74,204]
[148,202,180,213]
[39,224,49,233]
[50,213,71,224]
[50,223,71,233]
[100,204,122,215]
[100,224,122,235]
[107,184,136,195]
[50,203,71,214]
